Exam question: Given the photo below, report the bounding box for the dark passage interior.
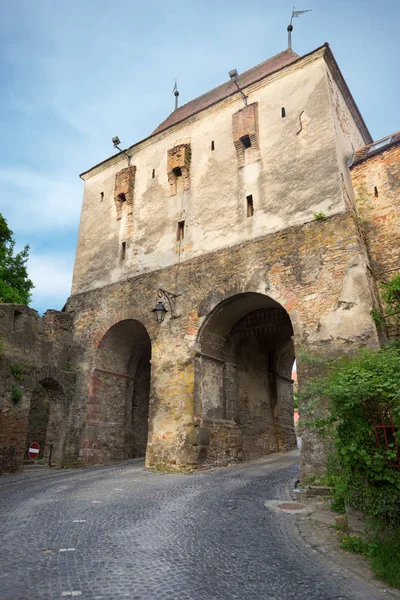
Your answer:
[26,378,67,465]
[195,293,296,466]
[92,320,151,463]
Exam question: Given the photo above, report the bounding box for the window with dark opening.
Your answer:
[246,195,254,217]
[121,242,126,260]
[281,107,286,118]
[173,166,182,177]
[177,220,185,241]
[100,191,104,202]
[374,186,379,197]
[118,192,126,202]
[211,141,215,151]
[240,135,252,149]
[152,169,155,179]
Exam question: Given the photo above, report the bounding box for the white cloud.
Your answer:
[28,252,74,312]
[0,168,82,233]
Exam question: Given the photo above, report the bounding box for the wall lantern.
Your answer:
[152,289,181,324]
[152,300,168,324]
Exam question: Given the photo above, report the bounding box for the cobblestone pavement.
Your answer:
[0,451,396,600]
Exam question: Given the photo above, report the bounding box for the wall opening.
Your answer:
[118,193,126,202]
[374,186,379,197]
[121,242,126,260]
[194,293,296,466]
[211,141,215,151]
[240,135,252,149]
[26,378,67,466]
[173,166,182,178]
[281,107,286,118]
[246,195,254,217]
[89,320,152,464]
[100,191,104,202]
[177,220,185,241]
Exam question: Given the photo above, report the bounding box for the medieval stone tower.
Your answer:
[2,43,398,476]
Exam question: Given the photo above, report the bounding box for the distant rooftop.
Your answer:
[351,131,400,166]
[152,49,299,136]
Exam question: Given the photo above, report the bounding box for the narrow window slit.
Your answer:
[121,242,126,260]
[374,186,379,197]
[118,193,126,202]
[152,169,155,179]
[281,107,286,118]
[177,220,185,241]
[100,192,104,202]
[211,141,215,151]
[246,195,254,217]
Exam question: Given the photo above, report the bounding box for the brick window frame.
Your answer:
[113,166,136,220]
[167,144,191,196]
[232,102,259,167]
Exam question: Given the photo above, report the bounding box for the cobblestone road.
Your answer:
[0,451,394,599]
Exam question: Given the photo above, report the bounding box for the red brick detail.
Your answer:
[167,144,191,196]
[232,103,259,167]
[114,166,136,220]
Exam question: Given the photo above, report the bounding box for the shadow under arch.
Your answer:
[194,292,296,466]
[26,378,67,466]
[88,319,151,465]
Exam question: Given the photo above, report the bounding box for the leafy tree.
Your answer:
[0,214,34,304]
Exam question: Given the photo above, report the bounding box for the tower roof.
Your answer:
[152,49,299,136]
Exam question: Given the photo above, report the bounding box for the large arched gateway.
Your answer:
[85,319,151,465]
[194,293,297,467]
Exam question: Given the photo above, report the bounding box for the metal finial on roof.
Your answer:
[173,79,179,111]
[287,6,312,49]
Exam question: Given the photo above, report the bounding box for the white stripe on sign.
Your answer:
[72,520,86,523]
[114,488,123,491]
[92,501,101,503]
[61,592,82,597]
[29,448,39,454]
[59,548,76,552]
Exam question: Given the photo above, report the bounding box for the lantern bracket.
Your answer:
[158,289,181,319]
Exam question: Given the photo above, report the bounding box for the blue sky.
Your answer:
[0,0,399,313]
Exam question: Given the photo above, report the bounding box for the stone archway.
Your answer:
[194,293,297,466]
[26,378,67,466]
[86,319,151,465]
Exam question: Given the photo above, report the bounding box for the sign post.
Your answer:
[28,442,40,460]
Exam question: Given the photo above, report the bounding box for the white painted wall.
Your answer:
[72,48,367,295]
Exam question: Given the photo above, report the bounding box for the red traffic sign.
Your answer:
[28,442,40,460]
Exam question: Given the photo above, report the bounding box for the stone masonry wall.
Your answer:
[65,211,379,476]
[0,305,75,474]
[351,144,400,275]
[351,143,400,338]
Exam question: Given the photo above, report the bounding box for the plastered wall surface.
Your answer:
[72,48,368,297]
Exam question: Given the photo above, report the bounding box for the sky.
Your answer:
[0,0,399,314]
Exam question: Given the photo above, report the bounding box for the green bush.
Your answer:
[11,364,24,380]
[299,342,400,528]
[11,384,23,403]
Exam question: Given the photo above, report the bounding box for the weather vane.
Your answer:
[287,6,312,50]
[173,79,179,111]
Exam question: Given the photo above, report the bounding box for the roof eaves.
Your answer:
[79,44,340,180]
[322,44,372,146]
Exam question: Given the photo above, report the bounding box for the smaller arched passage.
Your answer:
[86,319,151,465]
[194,293,297,466]
[26,378,67,466]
